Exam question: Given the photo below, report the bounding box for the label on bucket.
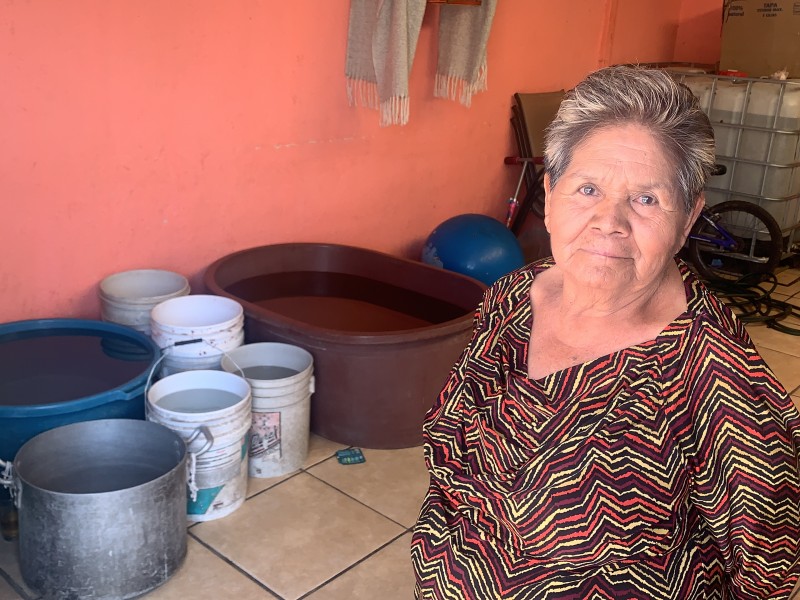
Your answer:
[250,412,281,460]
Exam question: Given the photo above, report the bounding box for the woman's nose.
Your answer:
[589,195,630,235]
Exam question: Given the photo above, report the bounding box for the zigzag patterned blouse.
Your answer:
[412,258,800,599]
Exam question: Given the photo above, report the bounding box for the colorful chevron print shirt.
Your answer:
[412,258,800,599]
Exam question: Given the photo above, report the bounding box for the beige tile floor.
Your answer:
[1,268,799,600]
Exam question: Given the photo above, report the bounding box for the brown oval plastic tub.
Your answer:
[204,243,486,449]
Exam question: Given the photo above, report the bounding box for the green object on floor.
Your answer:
[336,448,366,465]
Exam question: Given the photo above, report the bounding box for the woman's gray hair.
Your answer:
[543,65,716,214]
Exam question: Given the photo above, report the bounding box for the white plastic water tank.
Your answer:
[680,74,715,110]
[699,78,800,230]
[678,75,736,200]
[737,82,800,228]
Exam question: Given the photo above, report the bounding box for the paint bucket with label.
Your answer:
[146,370,251,521]
[150,295,244,377]
[99,269,191,337]
[221,343,314,478]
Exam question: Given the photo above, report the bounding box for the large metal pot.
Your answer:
[0,419,188,600]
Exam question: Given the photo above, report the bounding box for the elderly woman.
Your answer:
[411,65,800,599]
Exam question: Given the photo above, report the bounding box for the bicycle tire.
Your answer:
[687,200,783,282]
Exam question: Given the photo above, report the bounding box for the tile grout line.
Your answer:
[295,527,413,600]
[303,465,415,531]
[189,455,413,600]
[187,530,283,599]
[240,451,343,503]
[182,454,349,599]
[242,470,304,503]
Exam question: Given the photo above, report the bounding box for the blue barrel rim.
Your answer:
[0,318,160,418]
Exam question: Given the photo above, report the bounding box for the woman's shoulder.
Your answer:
[481,257,550,300]
[668,262,788,405]
[472,258,550,323]
[493,257,552,290]
[677,258,751,345]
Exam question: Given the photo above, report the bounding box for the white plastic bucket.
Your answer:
[150,295,245,377]
[146,370,252,522]
[99,269,190,336]
[221,343,314,478]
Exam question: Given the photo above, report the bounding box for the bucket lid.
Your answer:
[0,319,159,417]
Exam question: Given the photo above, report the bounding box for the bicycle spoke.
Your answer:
[687,201,783,282]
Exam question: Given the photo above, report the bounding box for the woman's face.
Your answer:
[544,123,704,294]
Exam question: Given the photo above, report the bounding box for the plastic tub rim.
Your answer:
[0,319,160,418]
[203,242,486,345]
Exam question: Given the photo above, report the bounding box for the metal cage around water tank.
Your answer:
[670,71,800,253]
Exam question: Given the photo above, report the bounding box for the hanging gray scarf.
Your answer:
[345,0,497,126]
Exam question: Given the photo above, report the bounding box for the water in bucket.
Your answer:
[240,366,299,380]
[158,389,244,413]
[221,343,314,479]
[147,370,251,522]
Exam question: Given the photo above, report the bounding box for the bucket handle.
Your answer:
[185,425,214,503]
[187,425,214,456]
[144,338,245,400]
[143,339,211,419]
[0,460,20,508]
[144,338,205,399]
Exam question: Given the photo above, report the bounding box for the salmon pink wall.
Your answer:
[602,0,683,66]
[0,0,721,323]
[674,0,723,65]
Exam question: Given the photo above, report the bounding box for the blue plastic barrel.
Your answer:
[0,319,160,469]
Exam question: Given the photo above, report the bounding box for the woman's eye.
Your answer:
[638,194,658,206]
[579,185,596,196]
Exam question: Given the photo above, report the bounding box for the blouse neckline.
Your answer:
[518,258,699,385]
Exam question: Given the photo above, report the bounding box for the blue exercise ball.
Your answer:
[421,214,526,286]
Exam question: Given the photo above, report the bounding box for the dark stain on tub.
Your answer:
[226,271,468,332]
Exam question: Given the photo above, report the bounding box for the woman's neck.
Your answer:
[545,262,682,331]
[527,261,688,379]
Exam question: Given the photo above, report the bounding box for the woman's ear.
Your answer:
[686,194,705,236]
[543,173,552,233]
[677,194,705,251]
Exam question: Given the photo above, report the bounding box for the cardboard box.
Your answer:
[720,1,800,77]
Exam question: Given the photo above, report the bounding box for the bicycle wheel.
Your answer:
[687,200,783,282]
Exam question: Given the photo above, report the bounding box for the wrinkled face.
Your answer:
[544,124,703,293]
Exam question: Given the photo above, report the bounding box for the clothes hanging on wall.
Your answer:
[434,0,496,107]
[345,0,497,126]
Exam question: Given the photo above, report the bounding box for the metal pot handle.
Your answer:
[0,459,20,508]
[185,426,214,503]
